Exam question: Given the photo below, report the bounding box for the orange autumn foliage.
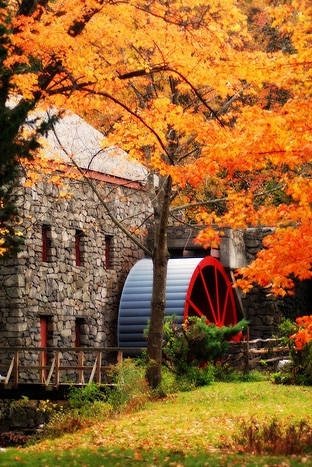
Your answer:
[291,315,312,351]
[3,0,312,294]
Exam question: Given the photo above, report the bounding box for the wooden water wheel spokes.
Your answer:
[183,256,237,327]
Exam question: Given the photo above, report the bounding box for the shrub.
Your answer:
[150,366,178,398]
[42,408,91,438]
[227,417,312,455]
[214,364,266,383]
[274,315,312,385]
[291,315,312,351]
[277,318,298,347]
[291,341,312,385]
[162,316,248,379]
[68,383,106,410]
[106,358,149,411]
[183,364,215,387]
[41,396,111,439]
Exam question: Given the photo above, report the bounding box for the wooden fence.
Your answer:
[0,347,142,388]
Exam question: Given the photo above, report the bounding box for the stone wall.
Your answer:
[0,173,150,359]
[241,228,282,339]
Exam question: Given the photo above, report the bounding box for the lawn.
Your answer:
[0,381,312,466]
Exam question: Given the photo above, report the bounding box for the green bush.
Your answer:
[213,363,267,383]
[42,408,91,438]
[274,317,312,386]
[162,316,248,378]
[150,366,178,398]
[40,385,112,439]
[276,318,298,347]
[183,364,215,387]
[68,383,106,409]
[40,361,148,438]
[106,358,148,411]
[291,341,312,385]
[77,400,112,419]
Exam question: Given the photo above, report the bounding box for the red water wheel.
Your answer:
[184,256,238,327]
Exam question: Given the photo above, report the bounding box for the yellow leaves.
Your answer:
[11,73,38,99]
[195,227,221,249]
[0,227,23,257]
[0,228,8,256]
[230,23,241,33]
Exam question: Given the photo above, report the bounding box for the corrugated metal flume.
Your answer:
[118,256,237,347]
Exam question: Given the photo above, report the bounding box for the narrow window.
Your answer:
[75,318,85,347]
[42,224,52,262]
[75,229,84,266]
[40,316,48,349]
[104,235,113,269]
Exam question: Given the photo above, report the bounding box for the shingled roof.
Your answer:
[43,111,146,182]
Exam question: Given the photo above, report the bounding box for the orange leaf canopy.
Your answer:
[4,0,312,292]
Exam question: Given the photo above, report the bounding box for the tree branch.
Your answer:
[81,87,174,164]
[49,119,152,256]
[170,184,287,213]
[118,65,224,127]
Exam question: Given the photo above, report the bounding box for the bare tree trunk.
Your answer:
[146,175,172,388]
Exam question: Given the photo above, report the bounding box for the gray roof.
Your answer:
[6,96,146,181]
[44,112,146,182]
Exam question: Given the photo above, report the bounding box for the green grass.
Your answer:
[0,447,310,466]
[0,381,312,466]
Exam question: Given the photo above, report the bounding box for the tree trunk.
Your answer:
[146,175,172,388]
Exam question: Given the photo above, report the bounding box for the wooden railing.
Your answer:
[0,347,142,388]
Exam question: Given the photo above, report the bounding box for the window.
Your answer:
[75,229,84,266]
[42,224,52,262]
[104,235,113,269]
[75,318,85,347]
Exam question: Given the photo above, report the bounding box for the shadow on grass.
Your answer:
[0,447,311,466]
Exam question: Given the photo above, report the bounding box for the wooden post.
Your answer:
[95,351,102,384]
[13,351,19,387]
[89,354,97,383]
[5,354,15,385]
[243,327,251,374]
[40,317,49,381]
[54,351,60,387]
[45,357,56,386]
[78,351,85,384]
[117,350,123,364]
[40,350,46,383]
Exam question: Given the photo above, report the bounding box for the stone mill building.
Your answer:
[0,112,149,351]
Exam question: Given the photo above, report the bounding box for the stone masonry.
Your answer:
[0,172,149,354]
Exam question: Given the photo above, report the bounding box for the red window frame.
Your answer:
[75,230,83,266]
[105,235,113,269]
[42,224,51,262]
